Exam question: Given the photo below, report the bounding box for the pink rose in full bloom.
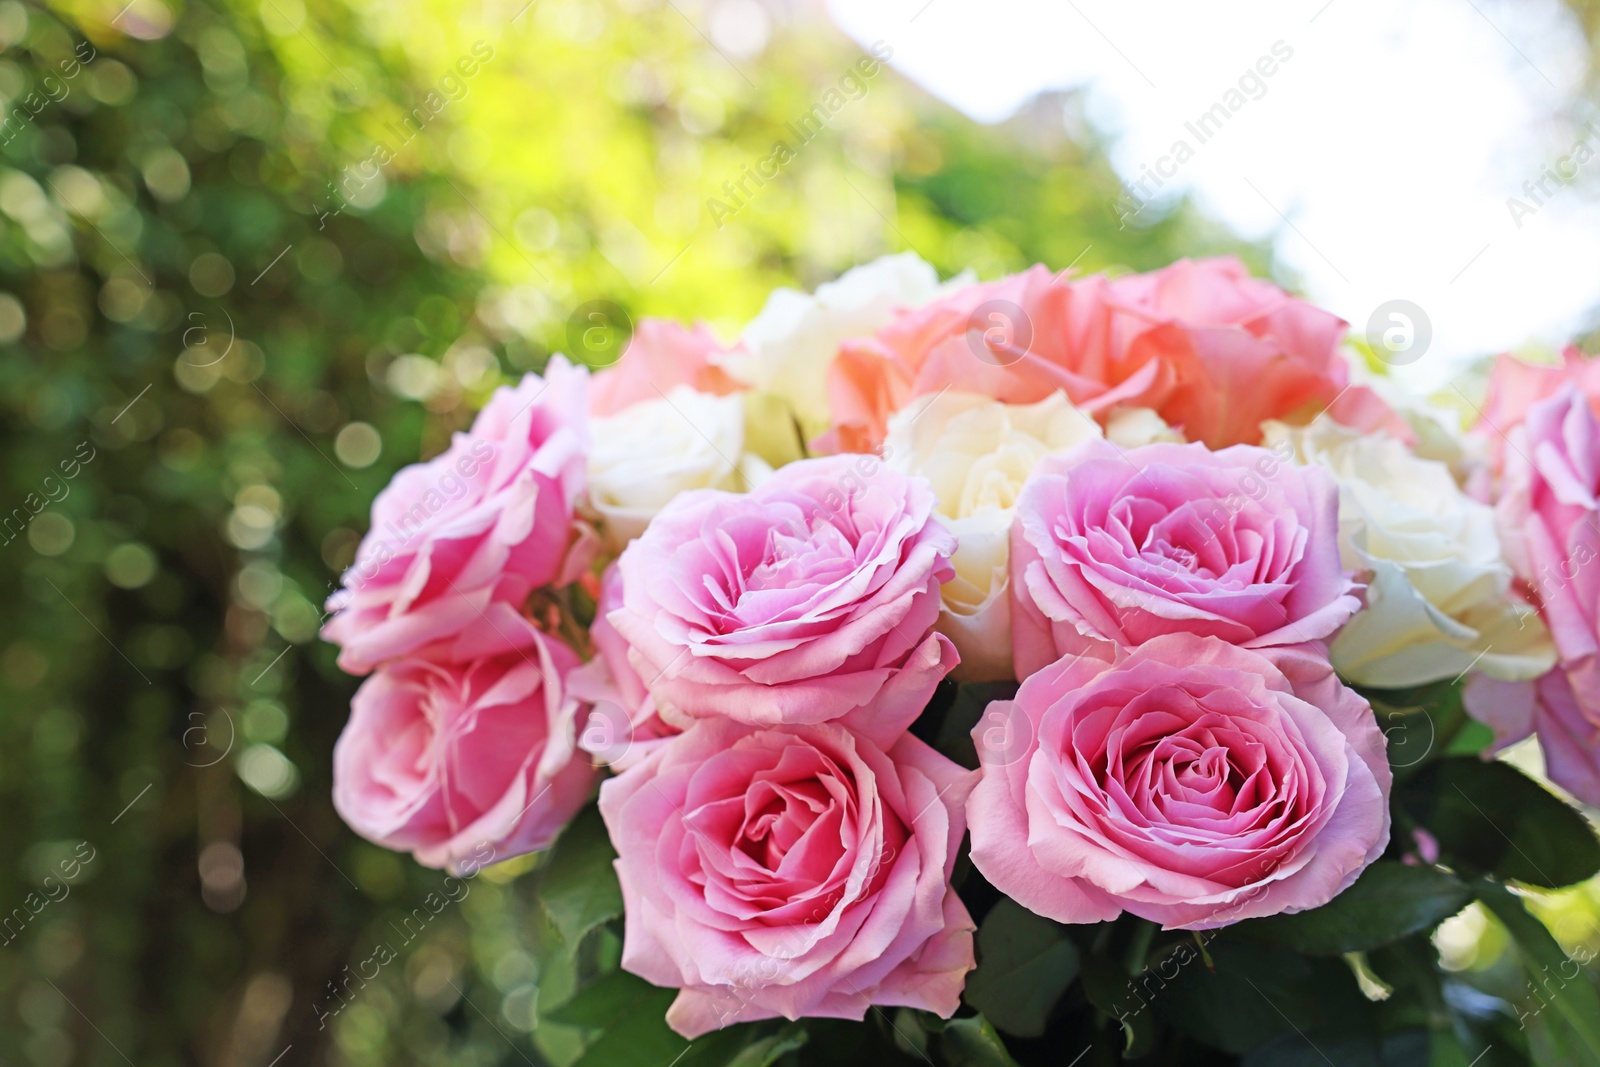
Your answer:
[599,715,976,1037]
[323,357,589,675]
[1474,388,1600,801]
[824,257,1367,453]
[589,318,742,416]
[1010,440,1360,678]
[608,454,959,745]
[332,607,598,871]
[967,635,1391,929]
[567,563,680,771]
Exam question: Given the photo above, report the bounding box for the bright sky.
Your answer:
[824,0,1600,391]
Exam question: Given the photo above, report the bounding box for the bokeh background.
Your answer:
[2,0,1599,1064]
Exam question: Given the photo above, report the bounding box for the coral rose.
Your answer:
[1104,257,1353,449]
[825,265,1143,454]
[826,256,1362,453]
[323,356,589,675]
[599,716,975,1037]
[608,453,959,745]
[967,635,1391,929]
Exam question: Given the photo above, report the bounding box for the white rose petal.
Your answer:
[1105,405,1185,448]
[720,252,959,438]
[589,387,765,548]
[886,390,1103,681]
[1263,418,1554,688]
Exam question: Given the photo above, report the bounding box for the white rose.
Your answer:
[1105,405,1185,448]
[719,252,959,439]
[589,386,769,548]
[1262,418,1554,688]
[885,390,1103,681]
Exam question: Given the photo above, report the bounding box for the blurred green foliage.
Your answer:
[0,0,1455,1064]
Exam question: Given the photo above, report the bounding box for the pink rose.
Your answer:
[332,607,598,871]
[589,318,742,416]
[567,563,680,770]
[1104,257,1355,449]
[1497,388,1600,677]
[967,635,1391,929]
[608,454,959,745]
[598,716,975,1037]
[1480,388,1600,800]
[1010,439,1360,678]
[323,357,589,675]
[1476,347,1600,471]
[1465,671,1600,806]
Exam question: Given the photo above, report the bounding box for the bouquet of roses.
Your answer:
[320,254,1600,1065]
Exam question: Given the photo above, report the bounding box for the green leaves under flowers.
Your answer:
[1398,758,1600,888]
[1079,947,1156,1057]
[547,970,685,1067]
[1238,1028,1432,1066]
[963,899,1080,1037]
[537,806,624,948]
[1154,941,1371,1055]
[550,970,811,1067]
[936,1015,1023,1066]
[1362,679,1465,774]
[1233,861,1473,954]
[1473,879,1600,1065]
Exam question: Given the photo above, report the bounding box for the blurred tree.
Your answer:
[0,1,1259,1064]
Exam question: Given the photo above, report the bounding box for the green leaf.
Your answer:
[724,1024,808,1067]
[1233,862,1472,954]
[547,970,687,1067]
[1361,679,1464,774]
[549,974,811,1067]
[962,898,1080,1037]
[1239,1028,1430,1066]
[1398,758,1600,888]
[1473,879,1600,1065]
[1155,941,1371,1055]
[538,805,624,948]
[545,969,666,1028]
[938,1015,1022,1067]
[670,1022,808,1067]
[1444,720,1495,758]
[1079,949,1155,1057]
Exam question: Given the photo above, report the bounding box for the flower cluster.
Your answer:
[322,253,1586,1040]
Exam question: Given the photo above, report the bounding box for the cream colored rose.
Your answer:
[1262,418,1553,688]
[885,390,1105,680]
[589,387,769,548]
[1105,405,1185,448]
[719,253,958,439]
